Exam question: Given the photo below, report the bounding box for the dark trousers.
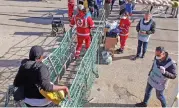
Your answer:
[25,102,57,107]
[137,40,148,56]
[119,8,126,16]
[111,0,116,11]
[94,4,99,17]
[150,6,153,12]
[143,83,167,107]
[171,8,178,18]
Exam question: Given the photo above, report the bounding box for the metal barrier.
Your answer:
[4,28,77,107]
[61,9,105,107]
[43,28,76,83]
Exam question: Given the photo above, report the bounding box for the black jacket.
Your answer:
[13,59,53,99]
[136,18,156,35]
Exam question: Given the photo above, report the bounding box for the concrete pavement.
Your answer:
[88,2,178,107]
[0,0,70,106]
[0,0,178,107]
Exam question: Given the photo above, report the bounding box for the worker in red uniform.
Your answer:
[116,12,131,53]
[70,5,95,58]
[68,0,75,21]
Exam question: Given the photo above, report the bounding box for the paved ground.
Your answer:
[0,0,70,106]
[0,0,178,107]
[88,2,178,107]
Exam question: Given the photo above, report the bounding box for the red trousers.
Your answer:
[76,36,91,56]
[120,35,128,49]
[68,3,74,19]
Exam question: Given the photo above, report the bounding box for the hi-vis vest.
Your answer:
[138,18,153,42]
[73,15,94,36]
[148,59,175,90]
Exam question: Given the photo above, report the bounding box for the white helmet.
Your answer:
[78,4,84,11]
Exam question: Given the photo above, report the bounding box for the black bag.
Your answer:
[13,86,25,101]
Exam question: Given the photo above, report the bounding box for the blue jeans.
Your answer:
[143,83,167,107]
[137,40,148,56]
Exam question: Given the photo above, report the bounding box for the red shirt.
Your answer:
[119,18,131,36]
[70,11,95,36]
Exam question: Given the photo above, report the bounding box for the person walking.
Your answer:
[171,0,179,18]
[68,0,75,21]
[111,0,116,11]
[125,0,133,16]
[104,0,112,20]
[13,46,70,107]
[70,5,95,58]
[135,46,177,107]
[132,11,156,60]
[119,0,126,16]
[87,0,99,18]
[116,12,131,53]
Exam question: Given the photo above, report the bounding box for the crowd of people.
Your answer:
[12,0,177,107]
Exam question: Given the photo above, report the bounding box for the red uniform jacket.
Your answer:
[70,11,95,36]
[119,18,131,36]
[68,0,74,4]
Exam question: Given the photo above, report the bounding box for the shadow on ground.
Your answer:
[0,33,63,104]
[6,0,40,2]
[9,9,69,25]
[85,103,135,107]
[113,55,135,61]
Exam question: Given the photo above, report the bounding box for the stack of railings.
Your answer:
[61,8,105,107]
[43,28,76,83]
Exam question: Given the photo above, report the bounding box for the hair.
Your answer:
[156,46,165,53]
[145,10,151,15]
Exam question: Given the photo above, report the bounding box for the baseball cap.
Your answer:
[156,46,165,52]
[29,45,44,60]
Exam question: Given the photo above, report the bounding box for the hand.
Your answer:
[159,66,166,74]
[55,86,71,100]
[63,86,71,100]
[140,31,146,34]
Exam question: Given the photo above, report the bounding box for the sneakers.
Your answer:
[135,102,147,107]
[116,48,124,54]
[140,55,145,59]
[131,55,139,60]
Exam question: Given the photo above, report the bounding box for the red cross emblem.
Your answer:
[77,19,83,27]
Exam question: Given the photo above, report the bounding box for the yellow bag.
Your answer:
[84,0,88,8]
[39,89,65,105]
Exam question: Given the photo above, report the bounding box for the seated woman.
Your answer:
[13,46,70,107]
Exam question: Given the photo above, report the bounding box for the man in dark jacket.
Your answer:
[135,46,177,107]
[132,11,156,60]
[87,0,99,18]
[13,46,70,107]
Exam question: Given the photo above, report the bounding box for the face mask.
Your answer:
[156,56,161,60]
[121,16,127,19]
[144,20,149,23]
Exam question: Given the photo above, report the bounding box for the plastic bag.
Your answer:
[101,51,112,65]
[39,90,65,105]
[105,21,118,31]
